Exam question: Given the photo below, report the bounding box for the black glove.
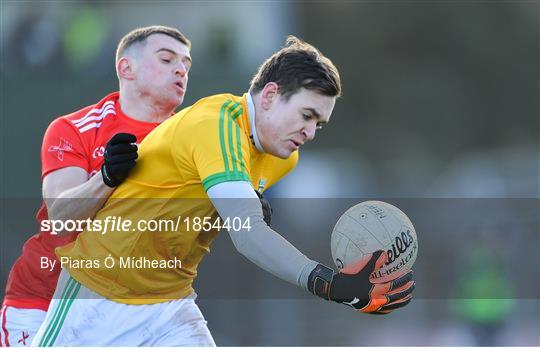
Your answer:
[101,133,138,187]
[255,190,273,226]
[308,250,415,314]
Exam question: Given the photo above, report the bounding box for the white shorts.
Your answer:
[32,270,215,347]
[0,305,46,347]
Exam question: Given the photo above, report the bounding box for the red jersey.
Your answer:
[3,92,162,311]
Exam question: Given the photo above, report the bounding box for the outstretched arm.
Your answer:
[207,181,317,290]
[207,181,415,313]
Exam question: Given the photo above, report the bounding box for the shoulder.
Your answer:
[66,96,117,134]
[47,93,118,136]
[181,93,243,124]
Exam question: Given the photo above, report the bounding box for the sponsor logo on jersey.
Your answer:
[93,146,105,158]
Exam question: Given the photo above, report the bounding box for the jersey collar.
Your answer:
[246,92,265,153]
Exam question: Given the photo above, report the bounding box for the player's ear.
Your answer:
[117,57,135,81]
[260,82,279,110]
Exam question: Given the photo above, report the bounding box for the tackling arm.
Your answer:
[43,166,114,235]
[43,133,138,235]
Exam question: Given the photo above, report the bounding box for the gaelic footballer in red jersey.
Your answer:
[1,25,192,347]
[3,92,159,310]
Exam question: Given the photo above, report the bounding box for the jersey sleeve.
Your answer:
[174,100,252,191]
[41,117,89,178]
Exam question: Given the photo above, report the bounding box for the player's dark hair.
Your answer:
[250,36,341,99]
[116,25,191,62]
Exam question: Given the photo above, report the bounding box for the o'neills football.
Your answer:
[331,201,418,280]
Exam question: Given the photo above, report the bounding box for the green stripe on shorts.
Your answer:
[40,277,81,346]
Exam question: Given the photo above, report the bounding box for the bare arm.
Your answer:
[42,166,114,235]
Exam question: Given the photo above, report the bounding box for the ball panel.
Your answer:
[335,215,372,248]
[343,208,392,246]
[344,239,365,269]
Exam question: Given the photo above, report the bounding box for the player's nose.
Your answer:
[174,62,188,77]
[302,124,317,141]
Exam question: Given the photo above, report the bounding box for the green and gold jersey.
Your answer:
[56,93,298,304]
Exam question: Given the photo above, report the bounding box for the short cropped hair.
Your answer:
[250,36,341,99]
[116,25,191,62]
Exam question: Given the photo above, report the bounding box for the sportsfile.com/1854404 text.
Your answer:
[40,216,252,235]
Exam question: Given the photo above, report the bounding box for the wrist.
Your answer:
[101,164,118,188]
[307,264,334,300]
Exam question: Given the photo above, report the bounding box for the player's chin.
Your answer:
[266,144,295,159]
[168,94,184,108]
[174,93,185,105]
[276,148,295,159]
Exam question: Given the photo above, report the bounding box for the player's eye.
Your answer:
[303,114,312,121]
[316,123,324,130]
[161,58,171,63]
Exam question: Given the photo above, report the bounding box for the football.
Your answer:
[331,201,418,280]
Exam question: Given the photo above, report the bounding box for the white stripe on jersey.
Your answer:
[75,108,116,128]
[71,101,115,124]
[79,122,104,133]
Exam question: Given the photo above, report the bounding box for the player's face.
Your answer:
[258,88,336,159]
[132,34,192,109]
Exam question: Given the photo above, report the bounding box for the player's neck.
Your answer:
[118,90,174,123]
[247,92,265,153]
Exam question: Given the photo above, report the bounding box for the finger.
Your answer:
[108,144,138,155]
[110,161,136,173]
[341,250,383,275]
[380,295,412,311]
[371,282,392,299]
[389,279,415,296]
[372,250,388,272]
[390,270,413,291]
[109,133,137,145]
[108,152,138,163]
[386,282,415,303]
[372,267,412,285]
[359,296,388,313]
[368,285,414,314]
[341,250,388,276]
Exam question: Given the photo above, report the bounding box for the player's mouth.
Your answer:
[288,139,303,151]
[173,81,185,95]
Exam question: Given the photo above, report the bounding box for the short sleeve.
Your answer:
[174,100,251,191]
[41,118,88,178]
